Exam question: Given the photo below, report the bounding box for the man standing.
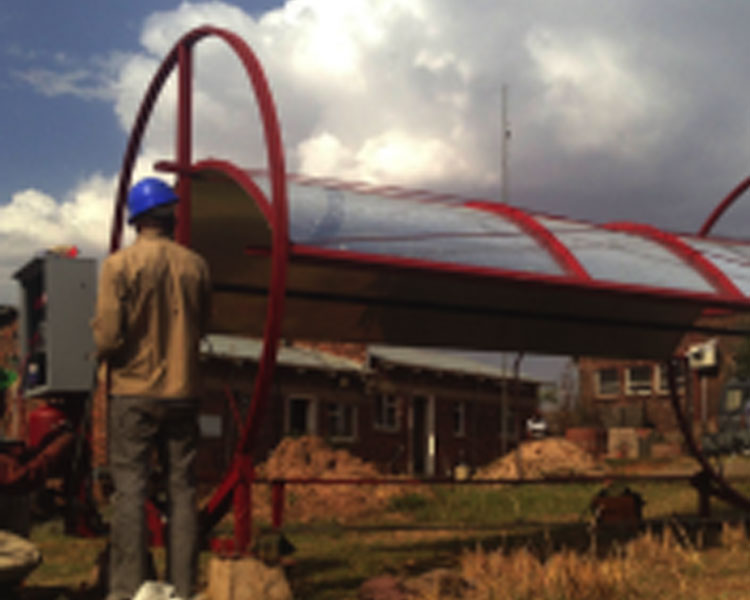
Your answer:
[92,177,211,600]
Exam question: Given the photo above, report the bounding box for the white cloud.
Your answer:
[298,129,471,185]
[13,52,126,101]
[6,0,750,305]
[297,132,355,175]
[5,2,546,195]
[524,28,668,156]
[15,68,114,101]
[357,130,471,183]
[0,186,106,301]
[102,0,481,188]
[0,158,160,302]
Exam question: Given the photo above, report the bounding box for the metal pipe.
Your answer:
[699,175,750,237]
[112,27,290,546]
[668,358,750,512]
[232,455,253,554]
[176,41,193,246]
[271,480,285,529]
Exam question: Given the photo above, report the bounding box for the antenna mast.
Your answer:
[501,83,510,205]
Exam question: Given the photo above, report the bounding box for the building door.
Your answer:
[410,395,436,476]
[412,396,426,475]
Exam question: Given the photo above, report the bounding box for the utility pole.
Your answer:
[500,83,510,205]
[499,84,511,456]
[501,353,508,455]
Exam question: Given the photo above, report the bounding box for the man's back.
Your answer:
[92,227,211,399]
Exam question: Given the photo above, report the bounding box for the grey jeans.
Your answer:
[107,396,199,600]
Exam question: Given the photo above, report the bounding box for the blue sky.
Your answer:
[5,1,750,255]
[0,1,279,205]
[2,1,750,384]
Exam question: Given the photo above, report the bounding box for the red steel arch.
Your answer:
[699,175,750,237]
[110,26,288,549]
[465,200,591,280]
[604,222,744,299]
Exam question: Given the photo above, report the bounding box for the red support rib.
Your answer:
[605,222,744,299]
[699,175,750,237]
[176,42,193,245]
[465,200,590,281]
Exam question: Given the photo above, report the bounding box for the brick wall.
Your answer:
[196,353,540,482]
[578,319,741,434]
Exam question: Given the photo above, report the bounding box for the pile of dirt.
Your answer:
[473,437,606,480]
[254,436,409,524]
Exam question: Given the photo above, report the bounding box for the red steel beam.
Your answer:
[699,175,750,237]
[605,222,744,300]
[464,201,591,281]
[176,41,193,245]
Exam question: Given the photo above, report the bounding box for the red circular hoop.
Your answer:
[109,26,289,539]
[699,175,750,237]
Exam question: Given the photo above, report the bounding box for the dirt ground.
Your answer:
[473,437,608,480]
[251,435,616,523]
[253,435,413,523]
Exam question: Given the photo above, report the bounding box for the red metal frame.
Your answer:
[252,167,750,310]
[667,360,750,513]
[604,222,745,299]
[108,25,750,549]
[110,26,288,551]
[288,243,750,314]
[699,175,750,237]
[191,159,275,224]
[465,200,591,280]
[246,168,466,206]
[176,42,193,245]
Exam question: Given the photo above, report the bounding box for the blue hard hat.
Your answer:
[127,177,178,223]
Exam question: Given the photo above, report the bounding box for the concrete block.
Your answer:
[608,427,639,459]
[207,556,292,600]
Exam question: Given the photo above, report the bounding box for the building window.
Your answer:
[595,368,620,397]
[453,402,466,437]
[625,365,653,395]
[326,402,357,440]
[374,395,400,431]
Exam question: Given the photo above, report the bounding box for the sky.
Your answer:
[3,1,750,381]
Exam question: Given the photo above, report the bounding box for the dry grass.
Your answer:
[407,522,750,600]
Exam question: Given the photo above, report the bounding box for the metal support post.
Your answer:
[232,454,253,554]
[271,479,285,530]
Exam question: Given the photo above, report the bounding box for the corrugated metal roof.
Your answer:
[202,335,541,383]
[369,345,541,383]
[202,335,363,372]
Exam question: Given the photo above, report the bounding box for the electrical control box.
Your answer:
[14,254,97,397]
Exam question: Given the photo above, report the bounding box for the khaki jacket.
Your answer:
[91,228,211,399]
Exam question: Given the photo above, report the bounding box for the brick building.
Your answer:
[2,305,542,482]
[577,314,743,437]
[578,356,685,432]
[197,335,541,481]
